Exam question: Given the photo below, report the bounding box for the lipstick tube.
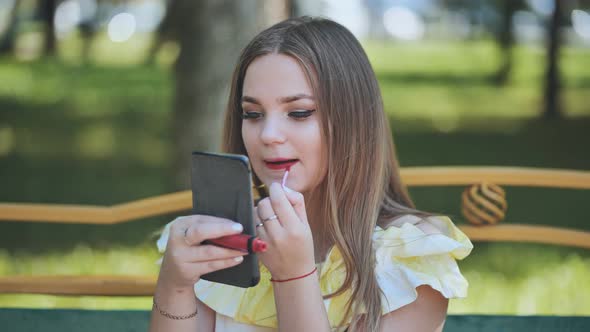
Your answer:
[204,234,267,253]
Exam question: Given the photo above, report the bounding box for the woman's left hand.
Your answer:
[255,182,316,280]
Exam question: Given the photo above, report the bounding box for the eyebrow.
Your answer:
[241,93,314,105]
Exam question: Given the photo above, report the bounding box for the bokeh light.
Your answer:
[526,0,555,17]
[54,0,81,39]
[513,10,544,42]
[133,0,166,32]
[572,9,590,41]
[107,13,137,43]
[383,6,424,41]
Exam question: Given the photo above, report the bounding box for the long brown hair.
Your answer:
[222,16,428,331]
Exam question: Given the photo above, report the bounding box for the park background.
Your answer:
[0,0,589,317]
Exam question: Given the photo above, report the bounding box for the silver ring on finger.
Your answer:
[262,214,278,223]
[255,222,264,228]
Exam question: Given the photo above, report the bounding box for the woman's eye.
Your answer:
[289,109,316,119]
[241,112,263,120]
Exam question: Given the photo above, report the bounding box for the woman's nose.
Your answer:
[259,115,286,145]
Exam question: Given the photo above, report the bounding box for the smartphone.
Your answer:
[190,151,260,288]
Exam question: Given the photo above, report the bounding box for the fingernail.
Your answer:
[283,185,296,194]
[234,256,244,262]
[232,223,243,232]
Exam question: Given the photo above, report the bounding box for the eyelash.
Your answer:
[241,110,316,120]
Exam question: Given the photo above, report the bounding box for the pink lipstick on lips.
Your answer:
[264,158,298,171]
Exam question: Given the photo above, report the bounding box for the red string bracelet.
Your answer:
[270,267,318,283]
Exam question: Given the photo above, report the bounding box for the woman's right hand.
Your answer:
[156,215,247,291]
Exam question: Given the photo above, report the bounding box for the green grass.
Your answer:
[0,245,158,309]
[0,35,589,313]
[454,244,590,315]
[366,41,590,119]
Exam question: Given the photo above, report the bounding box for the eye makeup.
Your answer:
[288,109,316,119]
[241,112,262,120]
[241,109,316,120]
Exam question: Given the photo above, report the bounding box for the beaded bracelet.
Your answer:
[270,266,318,283]
[153,298,198,320]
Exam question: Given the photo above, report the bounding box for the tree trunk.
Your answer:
[171,1,262,189]
[262,0,292,26]
[144,0,180,66]
[0,0,21,55]
[78,8,100,65]
[493,0,517,85]
[543,0,562,119]
[41,0,57,57]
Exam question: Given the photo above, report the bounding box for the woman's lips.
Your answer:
[264,159,298,170]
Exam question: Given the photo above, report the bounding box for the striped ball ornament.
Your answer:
[461,182,507,225]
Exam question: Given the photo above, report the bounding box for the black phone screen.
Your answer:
[191,151,260,288]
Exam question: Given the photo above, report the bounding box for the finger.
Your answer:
[173,215,243,246]
[257,198,282,236]
[282,185,308,224]
[268,182,302,228]
[253,207,266,237]
[184,245,247,263]
[197,256,244,276]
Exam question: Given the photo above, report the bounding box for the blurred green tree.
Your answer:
[39,0,57,57]
[0,0,21,55]
[543,0,562,119]
[490,0,525,85]
[144,0,179,66]
[169,0,271,189]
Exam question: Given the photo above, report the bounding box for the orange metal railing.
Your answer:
[1,166,588,296]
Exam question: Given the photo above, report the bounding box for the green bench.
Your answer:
[1,308,589,331]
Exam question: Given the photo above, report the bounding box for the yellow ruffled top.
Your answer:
[156,215,473,330]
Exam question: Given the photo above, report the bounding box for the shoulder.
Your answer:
[379,285,448,332]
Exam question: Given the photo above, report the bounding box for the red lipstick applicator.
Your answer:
[205,234,267,253]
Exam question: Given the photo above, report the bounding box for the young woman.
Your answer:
[150,17,472,332]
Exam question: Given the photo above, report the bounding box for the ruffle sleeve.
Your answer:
[373,215,473,315]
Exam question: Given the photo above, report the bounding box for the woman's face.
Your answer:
[241,53,327,194]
